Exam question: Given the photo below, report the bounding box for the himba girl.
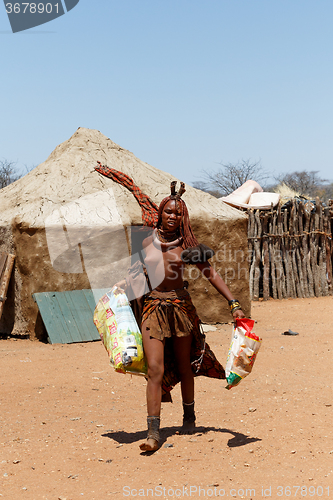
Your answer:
[117,181,244,452]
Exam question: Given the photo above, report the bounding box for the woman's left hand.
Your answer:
[232,308,245,320]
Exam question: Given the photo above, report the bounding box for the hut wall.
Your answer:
[1,214,250,339]
[186,216,250,323]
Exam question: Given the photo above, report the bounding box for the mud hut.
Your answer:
[0,128,249,339]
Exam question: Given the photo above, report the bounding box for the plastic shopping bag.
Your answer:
[93,287,147,376]
[225,318,261,390]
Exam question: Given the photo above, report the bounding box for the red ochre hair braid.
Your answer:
[155,196,199,249]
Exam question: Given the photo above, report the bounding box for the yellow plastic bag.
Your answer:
[94,287,147,376]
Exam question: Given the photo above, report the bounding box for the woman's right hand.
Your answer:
[232,308,245,320]
[113,279,127,294]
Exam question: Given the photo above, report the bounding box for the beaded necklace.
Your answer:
[153,229,183,249]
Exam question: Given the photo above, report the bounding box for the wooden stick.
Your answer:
[0,253,8,281]
[288,204,297,297]
[294,202,305,297]
[0,254,15,320]
[299,202,309,297]
[311,200,320,296]
[248,209,255,300]
[277,204,286,298]
[252,210,262,301]
[324,206,332,292]
[262,213,270,300]
[304,203,314,296]
[269,210,277,299]
[282,209,291,297]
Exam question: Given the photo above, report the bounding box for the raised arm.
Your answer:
[196,262,245,319]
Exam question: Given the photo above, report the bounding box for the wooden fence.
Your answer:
[248,199,333,300]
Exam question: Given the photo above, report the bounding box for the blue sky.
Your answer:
[1,0,332,187]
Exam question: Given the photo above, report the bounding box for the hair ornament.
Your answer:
[170,181,186,200]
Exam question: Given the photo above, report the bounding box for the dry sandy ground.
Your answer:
[1,296,333,500]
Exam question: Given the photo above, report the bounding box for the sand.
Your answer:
[0,295,332,499]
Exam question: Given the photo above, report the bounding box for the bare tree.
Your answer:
[192,181,222,198]
[322,182,333,201]
[275,170,327,198]
[0,160,21,189]
[195,159,268,197]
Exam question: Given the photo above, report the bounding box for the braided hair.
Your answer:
[155,182,199,249]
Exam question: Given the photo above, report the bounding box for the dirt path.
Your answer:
[1,296,332,500]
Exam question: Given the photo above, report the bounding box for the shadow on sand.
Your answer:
[102,425,261,451]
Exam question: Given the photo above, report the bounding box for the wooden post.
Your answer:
[252,210,262,301]
[293,202,304,298]
[324,206,332,293]
[262,213,270,300]
[0,254,15,319]
[304,200,314,297]
[311,199,321,296]
[269,210,277,299]
[318,202,328,295]
[299,202,309,297]
[277,204,286,298]
[248,209,255,300]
